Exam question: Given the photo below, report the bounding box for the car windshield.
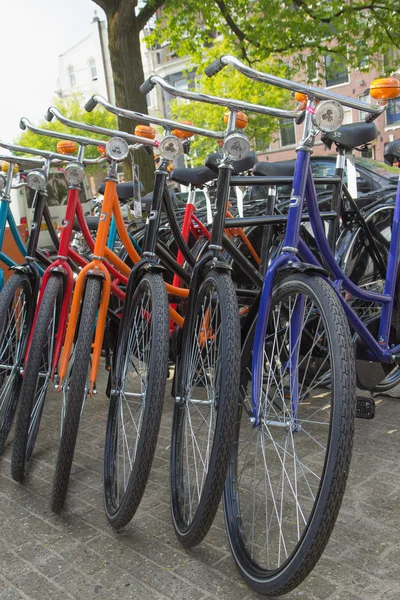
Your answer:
[356,158,399,180]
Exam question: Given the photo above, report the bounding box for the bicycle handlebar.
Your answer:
[85,94,224,139]
[20,117,107,149]
[0,153,45,168]
[205,55,387,122]
[140,75,305,120]
[0,141,106,167]
[45,106,158,147]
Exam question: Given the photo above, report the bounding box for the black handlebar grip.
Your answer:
[204,58,225,77]
[140,78,155,95]
[19,119,26,131]
[85,97,98,112]
[45,109,54,122]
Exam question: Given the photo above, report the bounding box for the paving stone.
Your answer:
[1,379,399,599]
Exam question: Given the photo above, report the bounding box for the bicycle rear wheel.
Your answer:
[224,273,355,596]
[104,273,169,529]
[0,273,34,454]
[50,277,101,513]
[11,274,63,481]
[171,270,240,547]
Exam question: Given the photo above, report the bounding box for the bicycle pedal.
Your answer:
[356,396,375,420]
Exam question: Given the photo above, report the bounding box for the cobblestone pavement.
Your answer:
[0,369,399,600]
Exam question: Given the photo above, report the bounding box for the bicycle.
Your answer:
[0,139,98,456]
[205,55,398,595]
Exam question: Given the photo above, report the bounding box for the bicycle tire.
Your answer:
[11,274,63,481]
[50,276,101,513]
[224,273,355,596]
[0,273,34,454]
[104,273,169,528]
[171,270,240,547]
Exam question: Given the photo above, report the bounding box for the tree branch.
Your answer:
[92,0,121,14]
[137,0,166,30]
[213,0,259,63]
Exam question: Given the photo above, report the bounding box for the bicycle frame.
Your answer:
[251,143,400,424]
[58,163,190,394]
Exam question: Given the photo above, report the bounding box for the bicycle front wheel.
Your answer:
[171,270,240,547]
[104,273,169,529]
[11,274,63,481]
[224,273,356,596]
[0,273,34,454]
[50,277,101,513]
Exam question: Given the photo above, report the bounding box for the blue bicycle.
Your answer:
[205,57,399,595]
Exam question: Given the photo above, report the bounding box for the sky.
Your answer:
[1,0,106,143]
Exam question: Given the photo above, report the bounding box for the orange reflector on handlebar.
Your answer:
[57,140,77,155]
[1,162,18,174]
[171,120,194,139]
[370,77,400,100]
[295,92,307,103]
[135,125,156,140]
[97,143,106,155]
[224,110,248,129]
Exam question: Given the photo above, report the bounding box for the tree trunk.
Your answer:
[106,4,155,192]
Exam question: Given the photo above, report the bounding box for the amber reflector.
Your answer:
[295,92,307,103]
[1,162,18,174]
[171,120,194,139]
[97,143,106,155]
[135,125,156,140]
[370,78,400,100]
[57,140,77,155]
[224,110,248,129]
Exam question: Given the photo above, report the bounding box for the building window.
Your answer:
[358,91,371,121]
[386,98,400,127]
[279,118,296,147]
[156,51,161,65]
[306,56,318,82]
[384,48,400,75]
[174,78,189,104]
[89,57,97,81]
[324,53,348,87]
[68,65,76,87]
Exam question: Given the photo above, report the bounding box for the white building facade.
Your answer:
[57,16,115,103]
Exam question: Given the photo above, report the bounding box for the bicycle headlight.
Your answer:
[64,162,85,186]
[0,173,6,192]
[106,137,130,162]
[159,135,183,160]
[26,170,46,191]
[223,131,251,160]
[312,100,344,132]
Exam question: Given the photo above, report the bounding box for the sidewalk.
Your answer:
[0,372,399,600]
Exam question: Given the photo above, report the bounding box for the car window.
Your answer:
[27,172,89,208]
[355,158,399,180]
[310,160,337,178]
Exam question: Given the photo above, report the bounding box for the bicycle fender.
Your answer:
[278,261,328,277]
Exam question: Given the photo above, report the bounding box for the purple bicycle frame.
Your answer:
[251,147,400,425]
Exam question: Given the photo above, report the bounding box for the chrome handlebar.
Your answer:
[45,106,158,147]
[20,117,106,150]
[0,141,106,167]
[140,74,305,120]
[204,55,387,122]
[85,94,225,139]
[0,152,45,168]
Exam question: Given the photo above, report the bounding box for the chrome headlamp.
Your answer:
[312,100,344,132]
[106,137,130,162]
[26,170,47,191]
[223,131,251,160]
[64,162,85,186]
[159,135,183,160]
